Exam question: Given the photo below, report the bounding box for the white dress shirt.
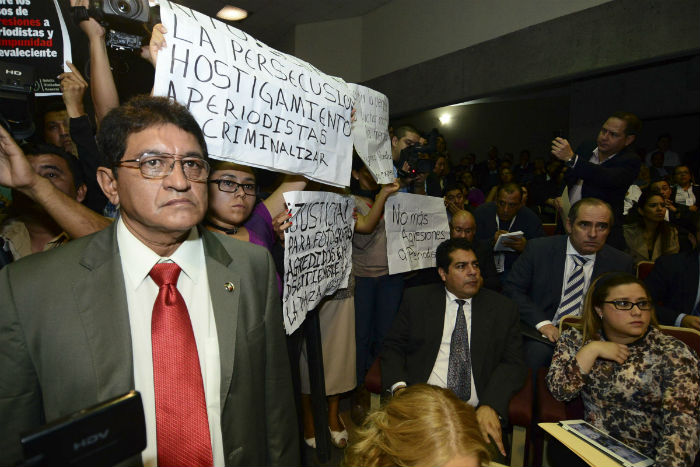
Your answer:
[535,238,596,330]
[568,147,618,205]
[117,219,224,467]
[675,185,697,206]
[426,289,479,407]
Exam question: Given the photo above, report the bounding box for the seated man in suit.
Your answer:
[645,213,700,330]
[474,182,544,278]
[0,96,298,466]
[503,198,636,369]
[381,238,526,460]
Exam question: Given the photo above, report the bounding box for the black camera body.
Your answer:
[0,61,35,140]
[74,0,152,51]
[396,128,439,178]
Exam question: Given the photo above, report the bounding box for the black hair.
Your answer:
[97,95,208,174]
[436,238,474,272]
[19,141,84,188]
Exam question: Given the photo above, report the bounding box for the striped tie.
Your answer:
[553,255,589,325]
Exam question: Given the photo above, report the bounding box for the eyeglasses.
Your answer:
[117,152,210,182]
[602,300,653,311]
[208,179,257,196]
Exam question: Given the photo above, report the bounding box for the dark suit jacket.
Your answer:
[503,235,636,326]
[645,250,700,325]
[564,142,641,223]
[474,202,545,273]
[0,223,299,466]
[380,284,526,422]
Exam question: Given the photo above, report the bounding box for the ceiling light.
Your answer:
[439,113,451,125]
[217,5,248,21]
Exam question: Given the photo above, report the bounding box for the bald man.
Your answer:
[405,210,500,291]
[450,210,500,291]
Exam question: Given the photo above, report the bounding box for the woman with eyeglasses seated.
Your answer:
[344,384,490,467]
[546,272,700,467]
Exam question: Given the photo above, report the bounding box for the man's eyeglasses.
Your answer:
[208,179,257,196]
[117,152,210,182]
[602,300,653,311]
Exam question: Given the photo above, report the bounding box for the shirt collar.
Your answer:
[593,146,618,163]
[116,217,203,287]
[566,237,596,261]
[445,287,473,307]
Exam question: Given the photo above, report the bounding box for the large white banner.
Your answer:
[348,84,393,184]
[385,193,450,274]
[282,191,355,334]
[153,1,353,187]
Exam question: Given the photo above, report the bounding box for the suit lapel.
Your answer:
[684,252,700,311]
[73,224,134,402]
[550,236,567,303]
[201,229,240,407]
[469,291,489,382]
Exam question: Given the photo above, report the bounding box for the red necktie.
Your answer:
[150,262,213,467]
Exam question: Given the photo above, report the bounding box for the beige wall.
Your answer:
[292,0,610,82]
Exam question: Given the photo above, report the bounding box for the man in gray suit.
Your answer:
[503,198,636,368]
[0,96,299,466]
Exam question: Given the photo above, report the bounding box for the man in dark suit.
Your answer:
[474,182,545,278]
[503,198,636,368]
[0,97,298,466]
[551,111,642,249]
[645,214,700,330]
[381,238,526,459]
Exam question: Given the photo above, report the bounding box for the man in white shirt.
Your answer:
[503,198,636,369]
[0,96,298,466]
[381,238,526,460]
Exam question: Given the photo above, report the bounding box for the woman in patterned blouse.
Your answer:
[546,272,700,466]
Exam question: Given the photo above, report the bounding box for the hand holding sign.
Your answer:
[58,62,88,118]
[146,23,168,68]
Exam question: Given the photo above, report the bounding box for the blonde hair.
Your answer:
[343,384,489,467]
[580,272,658,343]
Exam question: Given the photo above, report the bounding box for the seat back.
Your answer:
[636,261,655,280]
[659,325,700,356]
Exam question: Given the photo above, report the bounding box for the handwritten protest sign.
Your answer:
[0,0,71,95]
[153,1,353,187]
[282,191,355,334]
[349,84,393,184]
[385,192,450,274]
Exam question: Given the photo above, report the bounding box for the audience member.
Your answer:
[381,238,526,461]
[444,182,469,218]
[546,272,700,467]
[504,198,635,368]
[645,133,681,168]
[671,165,699,212]
[645,213,700,330]
[460,171,486,208]
[0,143,85,265]
[426,154,448,196]
[391,124,422,191]
[623,189,679,262]
[552,111,643,249]
[648,150,670,179]
[474,182,544,277]
[485,166,515,203]
[344,384,490,467]
[0,96,299,466]
[513,149,534,184]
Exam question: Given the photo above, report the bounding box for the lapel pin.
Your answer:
[224,282,235,292]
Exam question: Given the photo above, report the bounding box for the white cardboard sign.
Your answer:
[385,193,450,274]
[153,1,353,187]
[282,191,355,334]
[348,84,393,183]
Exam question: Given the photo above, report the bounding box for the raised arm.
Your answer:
[0,126,111,238]
[262,174,308,219]
[354,180,399,234]
[72,0,119,126]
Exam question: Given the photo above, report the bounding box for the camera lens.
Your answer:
[117,0,131,14]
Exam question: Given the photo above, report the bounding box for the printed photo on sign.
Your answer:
[282,191,355,334]
[385,192,450,275]
[348,84,393,184]
[153,1,353,187]
[0,0,71,95]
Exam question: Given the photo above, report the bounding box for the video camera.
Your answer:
[0,61,35,140]
[73,0,156,51]
[395,128,439,178]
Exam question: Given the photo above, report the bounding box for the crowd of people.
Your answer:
[0,10,699,467]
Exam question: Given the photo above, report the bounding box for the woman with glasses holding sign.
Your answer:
[546,272,700,466]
